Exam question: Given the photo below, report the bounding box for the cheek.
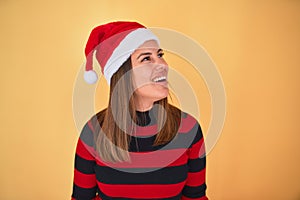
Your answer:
[133,68,152,88]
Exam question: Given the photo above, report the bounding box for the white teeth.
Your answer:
[153,76,166,82]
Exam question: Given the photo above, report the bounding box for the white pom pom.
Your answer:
[84,70,98,84]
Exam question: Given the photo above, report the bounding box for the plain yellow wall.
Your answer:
[1,0,300,199]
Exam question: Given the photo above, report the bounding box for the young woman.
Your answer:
[72,21,208,200]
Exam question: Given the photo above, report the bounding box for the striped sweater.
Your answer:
[72,109,208,200]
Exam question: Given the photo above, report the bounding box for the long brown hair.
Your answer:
[93,58,181,162]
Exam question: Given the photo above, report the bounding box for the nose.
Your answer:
[153,57,168,70]
[154,63,168,72]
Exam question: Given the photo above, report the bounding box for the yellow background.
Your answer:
[1,0,300,199]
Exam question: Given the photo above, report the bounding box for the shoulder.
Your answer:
[167,104,199,130]
[176,108,204,146]
[79,108,107,147]
[179,110,199,132]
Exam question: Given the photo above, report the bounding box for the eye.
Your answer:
[158,52,164,58]
[141,56,151,62]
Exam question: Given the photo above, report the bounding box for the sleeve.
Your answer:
[71,121,101,200]
[181,124,208,200]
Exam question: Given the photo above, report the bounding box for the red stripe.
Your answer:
[186,169,206,187]
[95,148,189,168]
[72,196,102,200]
[134,125,158,136]
[74,169,97,188]
[97,181,185,198]
[168,151,189,167]
[178,114,197,133]
[181,196,208,200]
[76,139,95,161]
[188,138,205,159]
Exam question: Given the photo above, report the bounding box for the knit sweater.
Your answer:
[72,108,208,200]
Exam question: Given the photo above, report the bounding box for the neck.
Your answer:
[134,96,154,112]
[136,102,153,112]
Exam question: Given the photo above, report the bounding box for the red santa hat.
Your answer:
[84,21,160,84]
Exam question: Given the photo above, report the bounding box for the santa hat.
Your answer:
[84,21,159,84]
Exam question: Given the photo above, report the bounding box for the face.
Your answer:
[131,40,169,109]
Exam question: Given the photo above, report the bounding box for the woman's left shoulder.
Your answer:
[180,111,201,129]
[173,108,204,148]
[168,104,199,125]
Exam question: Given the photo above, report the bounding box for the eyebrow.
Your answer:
[136,49,163,60]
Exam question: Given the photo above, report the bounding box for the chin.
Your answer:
[155,90,169,101]
[135,86,169,101]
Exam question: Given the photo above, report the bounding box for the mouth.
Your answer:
[152,76,167,83]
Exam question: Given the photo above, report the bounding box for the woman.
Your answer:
[72,21,208,200]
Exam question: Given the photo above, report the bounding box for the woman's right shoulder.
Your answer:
[79,108,107,147]
[93,108,107,128]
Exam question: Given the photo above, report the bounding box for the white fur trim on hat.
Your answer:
[103,28,159,85]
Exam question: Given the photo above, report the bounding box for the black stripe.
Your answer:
[182,183,207,198]
[72,184,98,200]
[191,125,204,146]
[129,135,156,152]
[129,124,200,153]
[95,164,188,185]
[188,157,206,172]
[80,122,95,147]
[181,112,188,118]
[161,124,199,150]
[75,154,96,174]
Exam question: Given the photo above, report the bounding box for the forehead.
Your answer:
[135,40,160,52]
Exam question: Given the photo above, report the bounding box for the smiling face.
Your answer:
[131,40,169,111]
